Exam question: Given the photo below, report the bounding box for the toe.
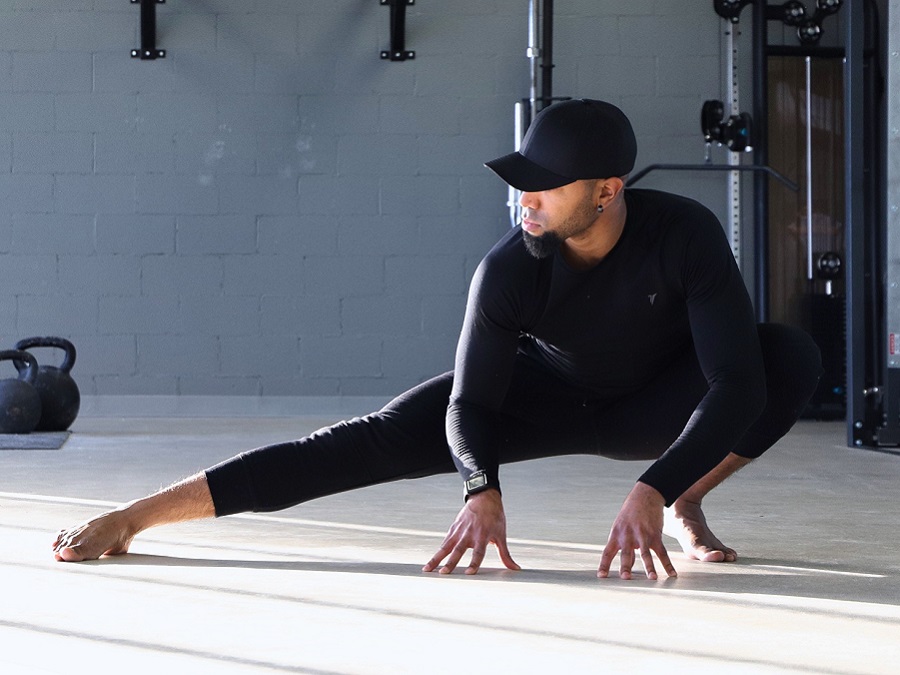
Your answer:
[55,547,85,563]
[698,548,726,563]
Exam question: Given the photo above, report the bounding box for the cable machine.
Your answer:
[630,1,869,425]
[505,1,887,449]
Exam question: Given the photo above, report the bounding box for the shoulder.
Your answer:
[625,188,722,235]
[470,227,547,329]
[625,188,729,258]
[625,189,740,295]
[476,226,542,285]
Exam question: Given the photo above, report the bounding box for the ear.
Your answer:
[591,176,625,206]
[600,176,625,200]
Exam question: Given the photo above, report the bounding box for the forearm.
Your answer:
[639,374,766,505]
[446,398,502,491]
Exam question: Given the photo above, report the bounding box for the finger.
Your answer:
[619,547,635,580]
[496,540,521,571]
[654,542,678,578]
[466,548,486,575]
[597,541,619,578]
[440,545,467,575]
[422,545,451,573]
[639,548,658,580]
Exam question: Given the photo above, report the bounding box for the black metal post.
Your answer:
[845,0,870,445]
[540,0,554,110]
[752,0,768,321]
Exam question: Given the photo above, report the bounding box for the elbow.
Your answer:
[713,368,767,425]
[739,365,767,424]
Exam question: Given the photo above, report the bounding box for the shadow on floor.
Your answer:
[77,551,900,612]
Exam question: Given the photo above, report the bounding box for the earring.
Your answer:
[596,204,604,214]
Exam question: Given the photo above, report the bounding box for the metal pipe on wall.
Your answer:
[528,0,540,122]
[511,0,556,229]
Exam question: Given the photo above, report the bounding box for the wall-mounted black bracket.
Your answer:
[380,0,415,62]
[130,0,166,60]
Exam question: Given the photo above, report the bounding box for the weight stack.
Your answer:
[798,293,846,420]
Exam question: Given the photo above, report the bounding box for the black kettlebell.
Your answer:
[14,337,81,432]
[0,350,42,434]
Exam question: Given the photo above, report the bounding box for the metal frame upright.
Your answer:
[845,0,870,446]
[732,1,885,446]
[848,0,900,452]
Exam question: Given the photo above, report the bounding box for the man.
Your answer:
[54,99,822,580]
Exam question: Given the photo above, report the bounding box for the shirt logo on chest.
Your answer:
[648,293,658,306]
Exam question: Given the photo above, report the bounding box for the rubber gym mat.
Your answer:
[0,431,70,450]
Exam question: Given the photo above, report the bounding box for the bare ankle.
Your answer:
[672,495,703,514]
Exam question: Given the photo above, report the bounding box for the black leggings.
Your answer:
[206,323,822,516]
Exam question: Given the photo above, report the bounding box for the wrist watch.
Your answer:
[464,470,492,498]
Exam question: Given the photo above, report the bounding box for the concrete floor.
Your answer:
[1,415,898,674]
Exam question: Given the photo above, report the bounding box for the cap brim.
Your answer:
[484,152,575,192]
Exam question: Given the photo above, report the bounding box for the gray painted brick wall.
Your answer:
[0,0,727,400]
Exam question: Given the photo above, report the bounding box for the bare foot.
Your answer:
[663,499,737,563]
[53,510,136,562]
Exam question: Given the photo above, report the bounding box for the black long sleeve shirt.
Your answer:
[446,188,767,506]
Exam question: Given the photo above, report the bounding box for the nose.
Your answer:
[519,191,538,209]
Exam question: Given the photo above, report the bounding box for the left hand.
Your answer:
[422,489,521,575]
[597,482,677,580]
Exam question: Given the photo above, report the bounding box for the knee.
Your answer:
[757,323,823,399]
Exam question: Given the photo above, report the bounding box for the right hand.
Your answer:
[597,482,677,580]
[422,489,521,575]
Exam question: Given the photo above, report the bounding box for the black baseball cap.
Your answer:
[485,99,637,192]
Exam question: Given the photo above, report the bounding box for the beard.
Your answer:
[521,190,601,259]
[522,231,564,258]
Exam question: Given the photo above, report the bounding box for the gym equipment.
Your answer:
[852,0,895,447]
[627,163,796,190]
[0,350,42,435]
[801,250,846,419]
[716,0,841,44]
[701,100,753,153]
[710,0,845,320]
[14,337,81,432]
